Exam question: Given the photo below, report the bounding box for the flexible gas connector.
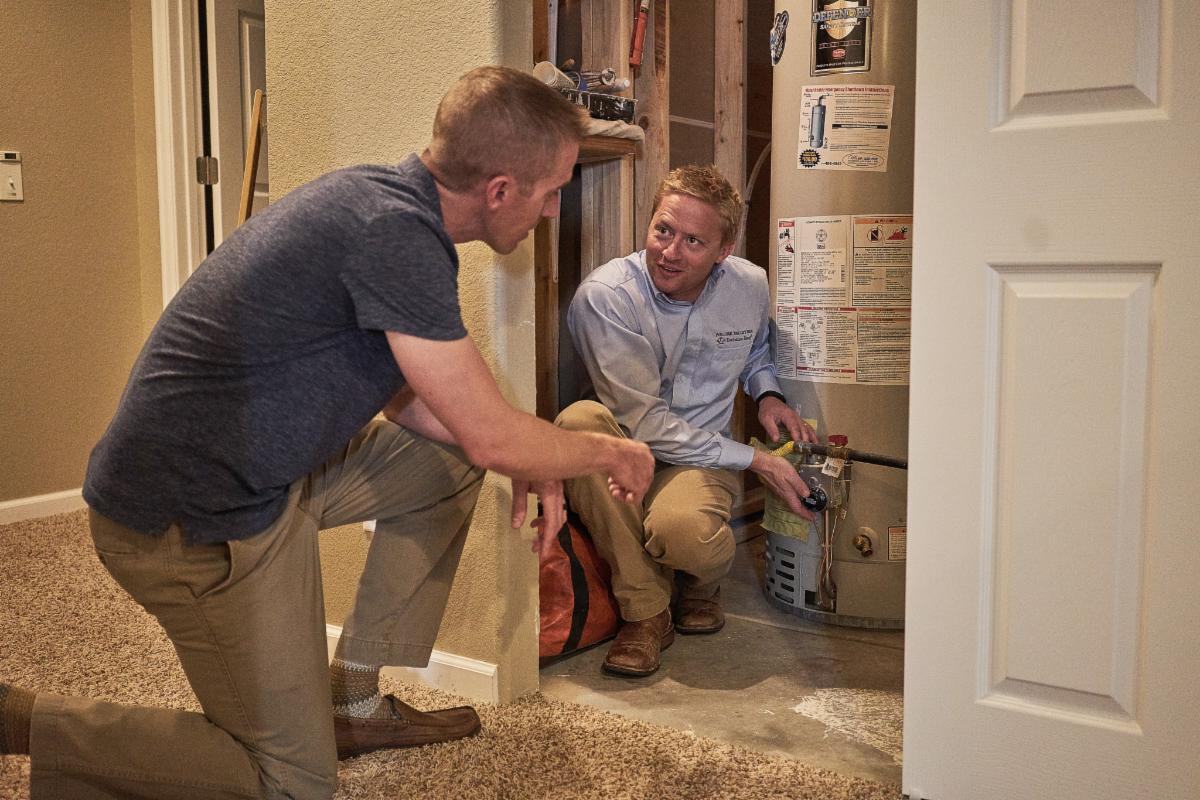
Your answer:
[771,440,796,458]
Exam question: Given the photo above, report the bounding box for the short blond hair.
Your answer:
[427,65,588,191]
[652,165,744,246]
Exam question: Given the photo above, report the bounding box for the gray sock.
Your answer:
[330,659,391,719]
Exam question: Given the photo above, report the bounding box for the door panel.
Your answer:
[209,0,268,244]
[904,2,1199,798]
[985,266,1152,720]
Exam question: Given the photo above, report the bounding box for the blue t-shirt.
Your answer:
[84,154,467,543]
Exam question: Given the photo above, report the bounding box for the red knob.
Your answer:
[828,434,848,446]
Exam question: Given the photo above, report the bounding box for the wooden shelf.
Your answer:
[578,134,638,163]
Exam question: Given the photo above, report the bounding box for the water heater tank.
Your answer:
[764,0,917,628]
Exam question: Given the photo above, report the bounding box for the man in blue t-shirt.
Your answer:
[0,66,654,799]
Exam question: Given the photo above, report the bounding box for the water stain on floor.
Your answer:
[792,688,904,765]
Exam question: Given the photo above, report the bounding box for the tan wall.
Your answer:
[0,1,161,503]
[131,6,165,335]
[265,0,541,701]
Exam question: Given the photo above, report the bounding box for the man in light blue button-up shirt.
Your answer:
[556,165,818,677]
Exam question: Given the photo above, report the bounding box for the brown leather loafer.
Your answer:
[675,591,725,634]
[334,695,481,759]
[602,609,674,677]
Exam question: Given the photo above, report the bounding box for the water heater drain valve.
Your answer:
[853,531,874,557]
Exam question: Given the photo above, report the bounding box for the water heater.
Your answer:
[764,0,916,627]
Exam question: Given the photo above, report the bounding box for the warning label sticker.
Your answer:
[888,526,906,562]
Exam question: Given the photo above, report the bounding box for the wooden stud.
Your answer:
[533,0,550,64]
[633,0,669,240]
[582,0,635,270]
[714,0,746,254]
[714,0,758,514]
[534,216,559,419]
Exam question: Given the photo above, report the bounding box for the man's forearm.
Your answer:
[386,330,653,497]
[475,408,636,483]
[595,384,757,470]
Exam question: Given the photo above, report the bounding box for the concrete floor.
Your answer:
[539,519,905,785]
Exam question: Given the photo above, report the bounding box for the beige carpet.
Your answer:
[0,511,900,799]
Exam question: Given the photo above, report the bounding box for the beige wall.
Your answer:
[0,1,161,502]
[265,0,541,701]
[2,0,541,702]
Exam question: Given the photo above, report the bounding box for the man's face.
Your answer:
[487,142,577,255]
[644,193,733,303]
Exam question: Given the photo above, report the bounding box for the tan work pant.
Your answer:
[555,401,740,622]
[30,420,483,800]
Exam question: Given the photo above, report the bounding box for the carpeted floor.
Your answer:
[0,510,900,799]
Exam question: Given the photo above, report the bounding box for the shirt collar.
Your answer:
[396,153,443,222]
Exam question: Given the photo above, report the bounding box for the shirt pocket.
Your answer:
[712,340,752,364]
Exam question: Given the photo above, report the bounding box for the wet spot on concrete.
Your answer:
[792,689,903,764]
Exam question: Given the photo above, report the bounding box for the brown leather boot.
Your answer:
[675,589,725,634]
[602,609,674,677]
[334,695,481,759]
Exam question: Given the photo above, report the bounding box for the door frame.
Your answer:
[150,0,207,308]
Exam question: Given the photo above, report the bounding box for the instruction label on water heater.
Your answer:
[888,527,907,562]
[797,85,893,172]
[775,215,911,385]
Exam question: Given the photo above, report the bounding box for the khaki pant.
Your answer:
[31,420,483,800]
[555,401,740,622]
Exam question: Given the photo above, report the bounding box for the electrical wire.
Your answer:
[735,141,772,255]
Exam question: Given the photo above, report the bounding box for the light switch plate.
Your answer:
[1,151,23,201]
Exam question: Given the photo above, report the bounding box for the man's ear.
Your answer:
[484,174,516,211]
[716,240,735,264]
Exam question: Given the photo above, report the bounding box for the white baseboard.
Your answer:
[325,624,499,704]
[0,488,87,525]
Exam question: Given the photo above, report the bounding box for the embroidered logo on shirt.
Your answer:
[715,329,753,350]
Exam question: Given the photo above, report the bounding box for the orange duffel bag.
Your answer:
[538,510,621,667]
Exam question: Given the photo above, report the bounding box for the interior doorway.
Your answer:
[202,0,269,251]
[151,0,268,303]
[536,0,906,785]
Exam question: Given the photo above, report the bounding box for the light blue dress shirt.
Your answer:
[567,251,783,470]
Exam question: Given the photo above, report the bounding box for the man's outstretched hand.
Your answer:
[604,438,654,505]
[510,437,653,559]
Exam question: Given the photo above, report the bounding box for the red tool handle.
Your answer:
[629,0,650,67]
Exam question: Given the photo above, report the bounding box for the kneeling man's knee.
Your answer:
[644,514,735,575]
[554,400,618,435]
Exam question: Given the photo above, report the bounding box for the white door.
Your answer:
[208,0,268,245]
[904,2,1200,799]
